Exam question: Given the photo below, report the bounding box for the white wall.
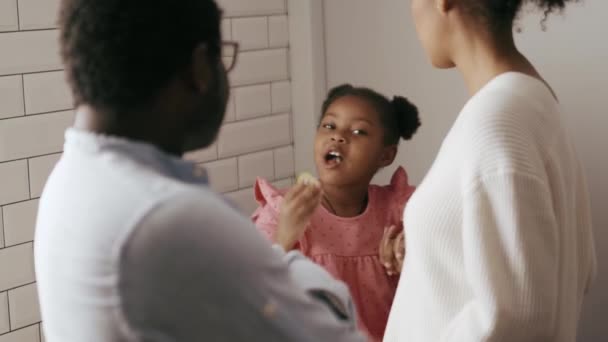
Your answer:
[323,0,607,340]
[288,0,327,176]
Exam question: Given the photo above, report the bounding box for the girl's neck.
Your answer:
[321,182,369,217]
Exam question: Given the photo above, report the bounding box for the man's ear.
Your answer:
[189,43,212,94]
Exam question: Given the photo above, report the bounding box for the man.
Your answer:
[35,1,365,341]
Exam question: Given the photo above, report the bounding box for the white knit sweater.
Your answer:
[384,72,597,342]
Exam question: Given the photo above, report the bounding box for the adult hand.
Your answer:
[393,231,405,272]
[379,225,405,276]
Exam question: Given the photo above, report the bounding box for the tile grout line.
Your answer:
[266,15,271,49]
[0,281,37,295]
[0,207,4,248]
[223,111,289,126]
[0,240,34,253]
[0,151,63,169]
[269,81,274,119]
[0,321,40,337]
[0,291,7,332]
[0,28,58,35]
[14,0,20,30]
[26,159,31,199]
[197,144,292,167]
[236,150,241,190]
[20,74,26,116]
[6,288,11,332]
[0,108,75,122]
[0,69,64,79]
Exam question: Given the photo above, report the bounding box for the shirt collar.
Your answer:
[64,128,209,186]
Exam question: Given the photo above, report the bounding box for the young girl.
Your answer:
[252,84,421,341]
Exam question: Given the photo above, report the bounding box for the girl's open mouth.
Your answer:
[323,150,343,167]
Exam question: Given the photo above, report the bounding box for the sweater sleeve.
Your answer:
[441,171,559,342]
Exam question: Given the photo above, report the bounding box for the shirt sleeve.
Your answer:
[118,189,366,342]
[440,172,559,341]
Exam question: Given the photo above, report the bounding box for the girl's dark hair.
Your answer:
[320,84,421,146]
[467,0,580,32]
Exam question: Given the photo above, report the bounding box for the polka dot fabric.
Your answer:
[251,167,415,341]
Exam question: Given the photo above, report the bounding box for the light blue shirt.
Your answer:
[35,128,365,342]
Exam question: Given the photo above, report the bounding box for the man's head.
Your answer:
[59,0,230,153]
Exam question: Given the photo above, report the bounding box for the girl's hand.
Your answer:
[275,183,322,251]
[379,225,405,276]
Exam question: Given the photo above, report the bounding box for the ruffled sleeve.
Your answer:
[385,166,416,224]
[251,178,285,241]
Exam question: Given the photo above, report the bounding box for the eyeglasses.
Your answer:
[222,41,239,73]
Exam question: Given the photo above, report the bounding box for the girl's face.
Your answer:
[314,96,397,187]
[411,0,455,68]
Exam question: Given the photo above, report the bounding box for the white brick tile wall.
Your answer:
[232,17,268,50]
[225,187,257,215]
[274,145,295,179]
[0,110,74,162]
[218,114,291,158]
[0,161,29,206]
[0,75,24,119]
[272,177,294,190]
[223,93,236,123]
[0,292,8,334]
[2,200,38,247]
[268,15,289,48]
[238,150,274,188]
[182,143,217,164]
[234,84,271,120]
[229,48,288,86]
[28,153,61,199]
[0,243,35,292]
[0,325,40,342]
[216,0,286,17]
[222,19,232,40]
[0,209,4,248]
[0,1,294,337]
[204,158,238,193]
[271,80,291,113]
[0,30,61,76]
[17,0,60,30]
[8,283,40,330]
[23,71,72,115]
[0,0,18,32]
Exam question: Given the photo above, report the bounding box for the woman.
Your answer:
[382,0,597,341]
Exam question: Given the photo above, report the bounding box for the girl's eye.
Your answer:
[322,123,335,130]
[353,129,367,135]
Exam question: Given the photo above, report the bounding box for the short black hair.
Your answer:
[321,84,421,146]
[59,0,222,114]
[465,0,580,32]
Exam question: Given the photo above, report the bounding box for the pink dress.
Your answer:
[252,167,415,341]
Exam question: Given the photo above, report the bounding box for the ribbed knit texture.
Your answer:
[384,72,596,342]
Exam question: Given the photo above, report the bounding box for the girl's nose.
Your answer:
[331,135,346,143]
